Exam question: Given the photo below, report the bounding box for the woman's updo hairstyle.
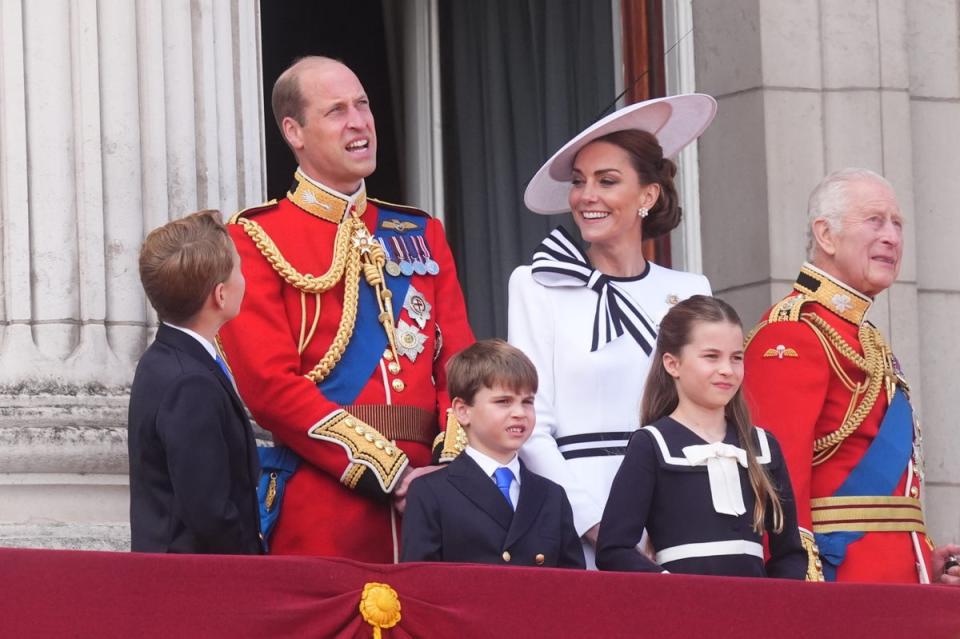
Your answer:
[591,129,681,239]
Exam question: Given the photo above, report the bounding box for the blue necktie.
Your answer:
[215,353,234,385]
[493,467,514,510]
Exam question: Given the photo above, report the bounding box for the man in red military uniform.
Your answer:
[744,168,960,583]
[218,56,474,561]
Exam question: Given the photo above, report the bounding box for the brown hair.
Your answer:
[591,129,681,239]
[640,295,785,533]
[139,210,234,325]
[446,339,539,405]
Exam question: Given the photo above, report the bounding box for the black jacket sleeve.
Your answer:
[399,475,443,562]
[596,431,662,572]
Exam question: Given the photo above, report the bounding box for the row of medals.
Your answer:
[377,235,440,277]
[374,233,437,364]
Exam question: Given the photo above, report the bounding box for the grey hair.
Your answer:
[805,168,894,260]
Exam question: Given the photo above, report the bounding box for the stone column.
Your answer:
[692,0,959,545]
[908,0,960,542]
[0,0,264,549]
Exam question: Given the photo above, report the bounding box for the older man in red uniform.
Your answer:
[744,168,960,583]
[218,56,474,562]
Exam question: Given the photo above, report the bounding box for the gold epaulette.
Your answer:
[227,199,279,224]
[368,197,432,218]
[767,294,812,324]
[308,410,409,493]
[436,409,468,463]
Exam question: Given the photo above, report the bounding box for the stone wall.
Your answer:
[693,0,960,544]
[0,0,264,549]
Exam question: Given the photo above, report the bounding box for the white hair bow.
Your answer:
[682,442,748,516]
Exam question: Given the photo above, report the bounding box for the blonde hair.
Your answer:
[446,339,538,405]
[139,210,234,325]
[640,295,784,533]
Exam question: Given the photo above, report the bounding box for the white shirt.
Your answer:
[165,322,218,361]
[464,445,521,509]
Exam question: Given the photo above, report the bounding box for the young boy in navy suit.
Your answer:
[128,210,261,554]
[400,339,584,568]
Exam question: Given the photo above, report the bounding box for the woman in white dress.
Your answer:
[508,95,717,567]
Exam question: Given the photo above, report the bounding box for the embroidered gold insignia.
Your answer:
[381,219,419,233]
[763,344,799,359]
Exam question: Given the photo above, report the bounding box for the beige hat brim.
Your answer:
[523,94,717,214]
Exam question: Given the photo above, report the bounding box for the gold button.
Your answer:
[383,349,394,361]
[501,551,511,562]
[355,425,365,435]
[910,485,919,497]
[535,553,545,565]
[385,447,394,456]
[375,440,385,449]
[365,433,375,442]
[388,361,401,374]
[392,379,405,392]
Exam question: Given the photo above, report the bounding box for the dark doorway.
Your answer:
[259,1,403,202]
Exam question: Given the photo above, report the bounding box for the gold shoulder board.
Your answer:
[228,199,279,224]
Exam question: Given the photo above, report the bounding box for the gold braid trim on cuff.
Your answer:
[437,409,468,463]
[308,410,408,493]
[343,463,366,490]
[800,529,825,582]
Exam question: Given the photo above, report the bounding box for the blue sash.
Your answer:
[815,388,914,580]
[315,207,422,405]
[256,446,299,552]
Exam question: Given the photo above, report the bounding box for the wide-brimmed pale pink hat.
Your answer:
[524,94,717,214]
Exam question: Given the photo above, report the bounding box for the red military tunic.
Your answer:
[744,263,933,583]
[219,170,474,562]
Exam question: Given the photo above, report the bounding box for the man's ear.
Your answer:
[281,116,304,151]
[451,397,470,427]
[812,217,837,257]
[662,351,681,379]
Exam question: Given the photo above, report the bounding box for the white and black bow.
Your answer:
[531,226,658,353]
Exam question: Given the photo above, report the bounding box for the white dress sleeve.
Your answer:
[507,266,605,536]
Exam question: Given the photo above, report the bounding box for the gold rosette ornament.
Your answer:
[359,582,401,638]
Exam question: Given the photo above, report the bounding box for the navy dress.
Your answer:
[596,416,806,578]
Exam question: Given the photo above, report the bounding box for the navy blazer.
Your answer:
[128,324,261,554]
[400,453,585,568]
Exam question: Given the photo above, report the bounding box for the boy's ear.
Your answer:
[212,282,227,310]
[662,352,681,379]
[451,397,470,427]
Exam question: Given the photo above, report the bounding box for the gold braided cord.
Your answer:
[801,312,887,460]
[304,246,361,383]
[304,293,322,353]
[298,290,308,354]
[237,216,357,293]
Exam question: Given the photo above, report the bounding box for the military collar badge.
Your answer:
[793,262,872,325]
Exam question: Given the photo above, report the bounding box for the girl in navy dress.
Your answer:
[596,295,807,578]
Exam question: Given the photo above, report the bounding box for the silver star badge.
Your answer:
[395,319,427,362]
[403,285,432,329]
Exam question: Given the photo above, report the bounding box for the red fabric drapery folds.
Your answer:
[2,547,958,638]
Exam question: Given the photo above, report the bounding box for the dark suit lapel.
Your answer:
[504,462,548,548]
[156,324,258,478]
[446,455,514,531]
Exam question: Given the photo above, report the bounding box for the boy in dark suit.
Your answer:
[400,340,585,568]
[128,210,261,554]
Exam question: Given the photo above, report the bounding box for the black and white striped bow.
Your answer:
[531,226,658,353]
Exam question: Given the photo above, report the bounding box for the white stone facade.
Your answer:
[0,0,264,549]
[693,0,960,544]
